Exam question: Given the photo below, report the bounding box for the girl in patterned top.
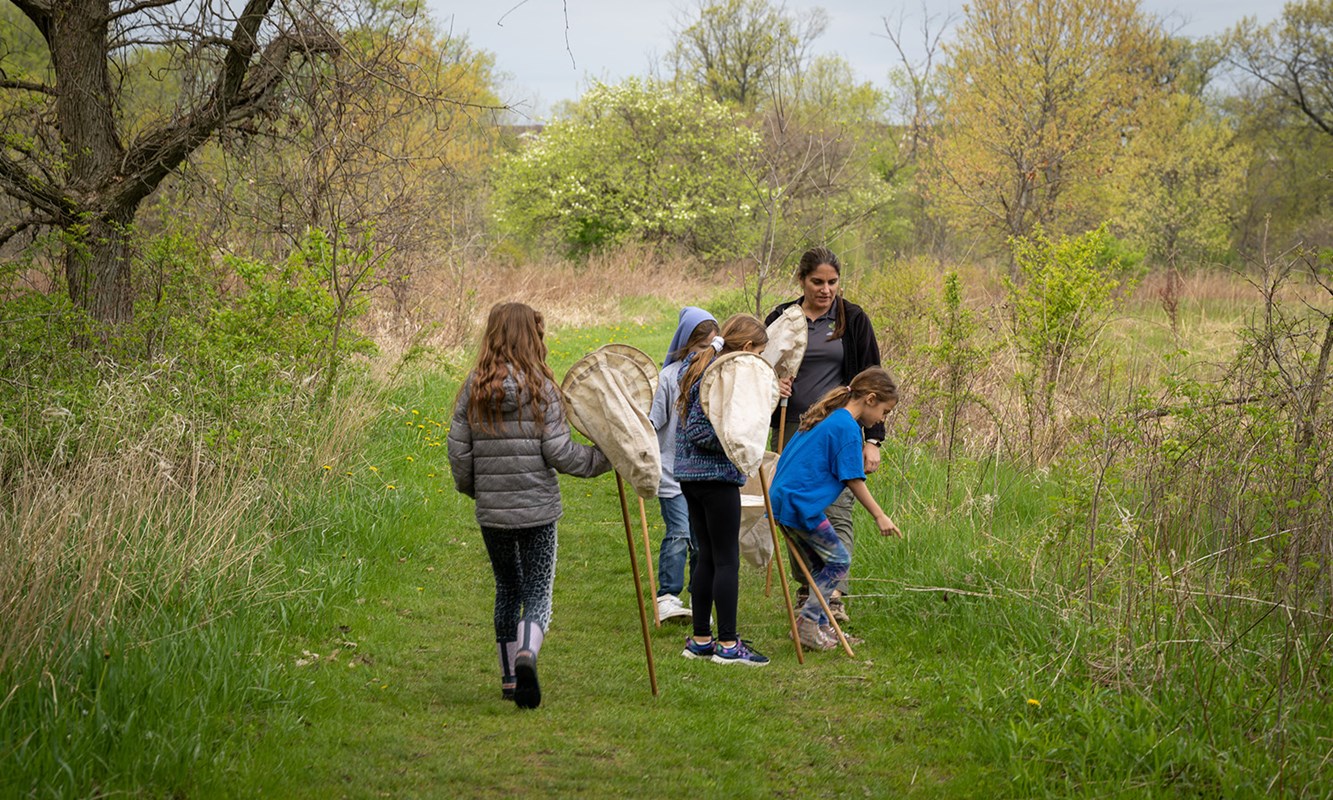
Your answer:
[674,314,772,666]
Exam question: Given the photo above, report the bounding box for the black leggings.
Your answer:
[680,480,742,642]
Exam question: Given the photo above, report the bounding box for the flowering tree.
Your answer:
[491,78,761,259]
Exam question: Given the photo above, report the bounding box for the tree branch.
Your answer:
[0,77,57,96]
[104,0,183,24]
[0,150,72,217]
[112,2,338,211]
[0,214,54,249]
[9,0,53,25]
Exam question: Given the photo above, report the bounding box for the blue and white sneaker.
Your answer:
[711,639,769,667]
[681,636,715,659]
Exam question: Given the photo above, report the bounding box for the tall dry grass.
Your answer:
[0,372,386,678]
[361,242,722,357]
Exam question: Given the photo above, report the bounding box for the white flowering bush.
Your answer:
[492,78,762,259]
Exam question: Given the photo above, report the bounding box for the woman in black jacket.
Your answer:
[766,246,885,624]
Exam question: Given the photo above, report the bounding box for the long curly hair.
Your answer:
[465,302,556,432]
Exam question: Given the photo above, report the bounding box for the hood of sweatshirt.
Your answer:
[664,306,718,366]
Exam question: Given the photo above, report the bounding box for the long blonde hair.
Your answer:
[676,314,769,415]
[797,367,898,432]
[465,302,556,432]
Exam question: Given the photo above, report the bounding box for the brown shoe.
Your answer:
[796,617,837,650]
[828,595,849,623]
[821,623,863,646]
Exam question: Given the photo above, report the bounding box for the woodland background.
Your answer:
[2,0,1332,796]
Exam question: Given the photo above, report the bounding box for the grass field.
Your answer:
[4,297,1330,798]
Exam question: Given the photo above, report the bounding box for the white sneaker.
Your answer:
[656,594,692,621]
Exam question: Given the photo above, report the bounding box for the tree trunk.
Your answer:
[50,0,130,324]
[65,206,137,325]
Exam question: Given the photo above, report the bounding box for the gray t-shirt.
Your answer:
[788,308,845,427]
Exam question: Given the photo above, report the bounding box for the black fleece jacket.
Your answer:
[765,297,886,442]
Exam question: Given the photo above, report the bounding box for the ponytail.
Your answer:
[676,313,769,415]
[797,367,899,432]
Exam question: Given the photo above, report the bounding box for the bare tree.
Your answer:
[0,0,339,325]
[667,0,827,111]
[1229,0,1333,141]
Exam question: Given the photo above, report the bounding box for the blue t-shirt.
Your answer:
[769,407,865,531]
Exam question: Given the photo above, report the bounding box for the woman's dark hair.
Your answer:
[797,246,846,340]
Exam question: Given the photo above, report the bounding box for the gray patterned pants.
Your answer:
[480,522,558,643]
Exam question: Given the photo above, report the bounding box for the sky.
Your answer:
[426,0,1280,120]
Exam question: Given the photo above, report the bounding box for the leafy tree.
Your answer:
[490,78,761,259]
[668,0,827,111]
[1120,95,1250,268]
[927,0,1169,253]
[1118,41,1252,268]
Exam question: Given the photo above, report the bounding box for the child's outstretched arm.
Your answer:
[540,384,612,478]
[846,478,902,538]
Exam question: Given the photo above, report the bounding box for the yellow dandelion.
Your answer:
[322,465,332,471]
[406,456,415,462]
[386,484,396,490]
[412,409,420,415]
[368,466,379,472]
[1027,698,1041,708]
[428,472,436,478]
[344,471,353,476]
[417,424,425,430]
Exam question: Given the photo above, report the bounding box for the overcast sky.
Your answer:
[426,0,1280,119]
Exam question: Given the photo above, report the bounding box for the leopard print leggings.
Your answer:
[480,522,558,642]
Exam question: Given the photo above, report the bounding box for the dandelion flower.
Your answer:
[368,466,379,473]
[406,456,415,462]
[322,465,332,471]
[386,484,396,490]
[412,409,420,415]
[1027,698,1041,708]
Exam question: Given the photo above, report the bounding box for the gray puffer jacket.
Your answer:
[448,369,611,529]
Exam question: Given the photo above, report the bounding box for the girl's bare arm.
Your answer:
[846,478,902,538]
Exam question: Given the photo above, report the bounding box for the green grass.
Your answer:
[4,304,1331,798]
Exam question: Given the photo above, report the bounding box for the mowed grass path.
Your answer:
[232,312,1058,799]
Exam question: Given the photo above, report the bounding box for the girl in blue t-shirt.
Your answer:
[768,367,903,650]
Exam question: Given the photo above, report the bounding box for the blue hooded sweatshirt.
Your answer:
[650,306,718,496]
[664,306,718,366]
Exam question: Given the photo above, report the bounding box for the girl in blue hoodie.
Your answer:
[648,307,720,622]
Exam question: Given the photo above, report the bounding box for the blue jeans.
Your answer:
[657,493,697,597]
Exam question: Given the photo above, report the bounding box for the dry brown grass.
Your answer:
[360,243,723,357]
[0,377,384,675]
[0,455,273,673]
